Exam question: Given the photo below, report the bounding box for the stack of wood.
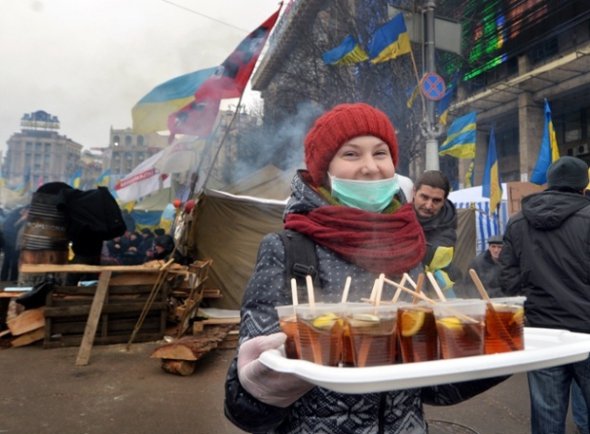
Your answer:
[151,324,238,376]
[1,307,45,347]
[150,258,241,376]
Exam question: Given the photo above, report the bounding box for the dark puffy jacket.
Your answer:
[500,190,590,333]
[465,250,503,297]
[224,171,506,434]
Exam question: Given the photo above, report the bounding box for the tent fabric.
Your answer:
[192,189,286,309]
[453,208,477,277]
[191,189,476,310]
[224,164,292,201]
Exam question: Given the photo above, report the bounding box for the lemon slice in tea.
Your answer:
[438,317,462,330]
[348,313,380,328]
[312,312,338,329]
[400,310,425,337]
[510,307,525,325]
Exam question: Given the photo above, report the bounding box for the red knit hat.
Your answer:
[304,103,399,186]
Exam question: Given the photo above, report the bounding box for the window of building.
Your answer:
[113,135,120,146]
[125,135,132,146]
[564,111,582,144]
[137,136,144,146]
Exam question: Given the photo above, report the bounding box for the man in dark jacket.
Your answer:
[413,170,461,297]
[464,235,504,297]
[500,156,590,434]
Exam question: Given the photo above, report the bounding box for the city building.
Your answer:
[251,0,590,186]
[106,127,168,184]
[3,110,82,189]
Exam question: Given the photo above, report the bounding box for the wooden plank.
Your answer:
[7,308,45,336]
[11,327,45,347]
[0,329,11,338]
[20,263,187,274]
[44,301,167,317]
[0,292,25,298]
[44,331,164,348]
[200,317,240,325]
[50,316,162,335]
[109,273,160,286]
[75,270,111,366]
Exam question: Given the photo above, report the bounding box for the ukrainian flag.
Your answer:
[530,99,560,185]
[322,35,368,65]
[132,67,217,134]
[367,13,411,64]
[482,128,502,214]
[439,112,477,159]
[436,86,454,126]
[97,169,111,188]
[69,169,82,189]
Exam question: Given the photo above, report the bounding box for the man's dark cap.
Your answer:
[547,156,589,191]
[488,235,503,244]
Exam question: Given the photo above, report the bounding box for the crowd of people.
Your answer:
[224,102,590,434]
[102,228,175,265]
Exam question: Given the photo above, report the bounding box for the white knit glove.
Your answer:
[237,332,314,408]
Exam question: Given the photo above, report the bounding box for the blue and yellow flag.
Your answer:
[367,13,411,64]
[69,169,82,189]
[439,112,477,159]
[97,169,111,188]
[132,67,217,134]
[482,127,502,214]
[530,99,560,185]
[436,86,454,126]
[322,35,368,65]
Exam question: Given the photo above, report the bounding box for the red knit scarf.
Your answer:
[284,203,426,275]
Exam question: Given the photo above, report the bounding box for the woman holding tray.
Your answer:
[224,103,506,433]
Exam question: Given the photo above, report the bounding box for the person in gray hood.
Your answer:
[500,156,590,434]
[224,102,506,434]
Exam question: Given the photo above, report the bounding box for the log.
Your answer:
[7,308,45,336]
[151,326,234,362]
[11,327,45,347]
[161,359,196,376]
[151,339,217,361]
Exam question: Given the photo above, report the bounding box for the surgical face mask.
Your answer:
[328,174,400,212]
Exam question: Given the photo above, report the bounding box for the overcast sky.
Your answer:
[0,0,280,151]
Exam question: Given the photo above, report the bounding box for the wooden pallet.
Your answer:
[43,272,167,349]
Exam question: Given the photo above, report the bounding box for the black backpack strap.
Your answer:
[278,229,320,289]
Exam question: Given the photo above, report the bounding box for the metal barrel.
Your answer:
[21,192,69,255]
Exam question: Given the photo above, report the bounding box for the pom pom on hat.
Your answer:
[304,103,399,186]
[546,156,589,191]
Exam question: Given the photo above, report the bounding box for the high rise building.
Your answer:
[3,110,82,189]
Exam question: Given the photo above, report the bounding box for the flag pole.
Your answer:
[408,49,426,115]
[200,94,245,192]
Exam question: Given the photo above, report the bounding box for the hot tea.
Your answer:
[433,300,486,359]
[346,305,398,367]
[296,304,344,366]
[484,297,525,354]
[398,305,438,362]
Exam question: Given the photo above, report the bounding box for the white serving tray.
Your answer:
[259,328,590,394]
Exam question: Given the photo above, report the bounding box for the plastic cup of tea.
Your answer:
[432,299,486,359]
[398,303,439,363]
[484,296,526,354]
[295,303,346,366]
[275,304,300,359]
[345,304,399,367]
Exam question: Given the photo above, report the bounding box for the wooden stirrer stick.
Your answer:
[290,278,299,306]
[341,276,352,303]
[305,275,315,308]
[426,271,447,302]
